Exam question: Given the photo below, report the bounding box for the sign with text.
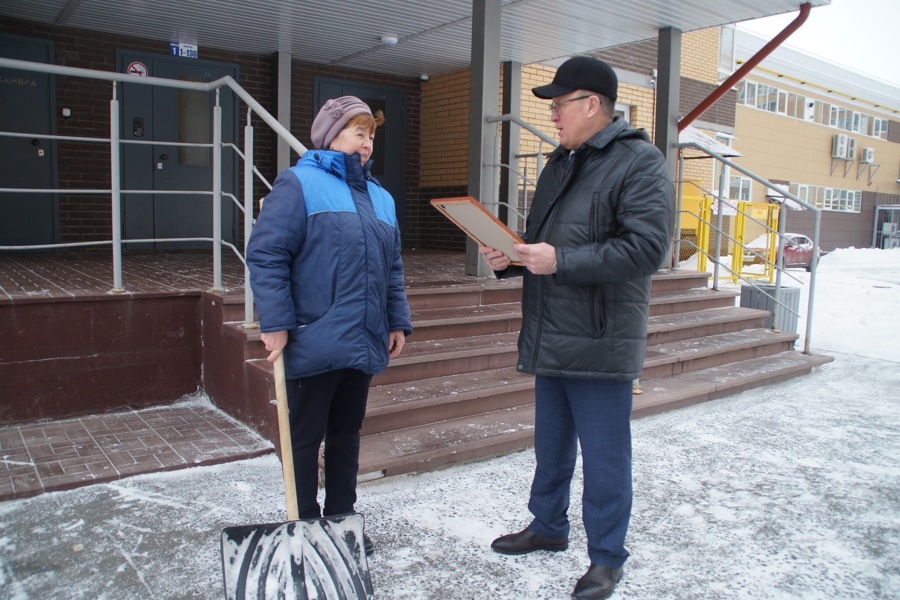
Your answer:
[169,42,198,58]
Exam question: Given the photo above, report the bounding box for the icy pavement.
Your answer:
[1,350,897,599]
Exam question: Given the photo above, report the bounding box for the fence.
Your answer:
[0,56,307,324]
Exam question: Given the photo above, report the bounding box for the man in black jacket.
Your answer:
[480,56,674,600]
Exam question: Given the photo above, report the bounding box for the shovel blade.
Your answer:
[221,512,373,600]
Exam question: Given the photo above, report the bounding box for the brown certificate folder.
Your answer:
[430,196,525,265]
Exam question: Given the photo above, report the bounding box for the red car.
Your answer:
[743,233,817,271]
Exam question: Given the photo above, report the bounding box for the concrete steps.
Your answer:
[207,268,832,482]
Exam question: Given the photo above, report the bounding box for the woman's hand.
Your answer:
[260,330,288,362]
[388,330,405,358]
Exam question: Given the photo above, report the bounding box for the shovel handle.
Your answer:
[274,353,299,521]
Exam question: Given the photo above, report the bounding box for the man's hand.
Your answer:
[260,330,288,362]
[512,242,556,275]
[479,245,511,271]
[388,330,405,358]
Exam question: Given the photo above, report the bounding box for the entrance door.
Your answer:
[118,51,239,249]
[314,79,407,233]
[0,34,57,248]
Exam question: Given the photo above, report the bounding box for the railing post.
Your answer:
[712,167,728,289]
[804,211,821,353]
[212,91,223,291]
[674,150,685,268]
[243,111,256,326]
[109,83,125,293]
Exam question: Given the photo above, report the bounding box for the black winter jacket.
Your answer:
[499,118,675,380]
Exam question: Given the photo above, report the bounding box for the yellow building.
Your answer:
[730,28,900,250]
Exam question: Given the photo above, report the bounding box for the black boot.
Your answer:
[571,564,624,599]
[491,527,568,555]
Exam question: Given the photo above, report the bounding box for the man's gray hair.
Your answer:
[596,94,615,119]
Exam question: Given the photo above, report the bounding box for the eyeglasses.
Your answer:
[549,95,593,113]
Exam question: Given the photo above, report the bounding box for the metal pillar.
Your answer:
[212,94,223,292]
[109,84,125,293]
[276,51,293,172]
[655,26,681,268]
[465,0,501,277]
[501,61,523,235]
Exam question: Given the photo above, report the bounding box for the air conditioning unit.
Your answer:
[883,222,897,235]
[846,137,857,161]
[831,133,848,159]
[885,237,900,250]
[861,147,875,164]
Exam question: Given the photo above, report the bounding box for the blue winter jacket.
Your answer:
[246,149,412,379]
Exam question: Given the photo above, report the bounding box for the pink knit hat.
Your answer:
[310,96,373,149]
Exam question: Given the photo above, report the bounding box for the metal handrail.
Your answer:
[675,141,821,353]
[0,56,307,323]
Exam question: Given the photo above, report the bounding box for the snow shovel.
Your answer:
[220,353,374,599]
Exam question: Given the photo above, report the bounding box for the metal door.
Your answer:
[314,79,407,234]
[118,51,238,249]
[0,33,57,248]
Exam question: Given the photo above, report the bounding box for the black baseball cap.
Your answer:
[532,56,618,102]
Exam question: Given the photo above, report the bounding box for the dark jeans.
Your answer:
[527,375,633,568]
[286,368,372,519]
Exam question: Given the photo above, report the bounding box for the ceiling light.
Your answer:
[380,35,398,47]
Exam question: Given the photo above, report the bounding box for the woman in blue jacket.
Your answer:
[247,96,412,555]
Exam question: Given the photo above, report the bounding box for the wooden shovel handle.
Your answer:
[274,353,299,521]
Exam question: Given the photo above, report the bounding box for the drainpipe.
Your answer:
[678,2,811,131]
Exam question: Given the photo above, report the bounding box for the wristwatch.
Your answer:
[552,261,558,274]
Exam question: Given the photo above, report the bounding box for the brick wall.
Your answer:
[1,16,423,247]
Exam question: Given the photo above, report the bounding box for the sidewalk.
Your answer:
[1,350,897,599]
[0,399,272,501]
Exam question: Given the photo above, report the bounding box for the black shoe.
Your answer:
[571,564,624,600]
[491,527,568,555]
[363,533,374,556]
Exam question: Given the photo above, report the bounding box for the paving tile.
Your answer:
[9,472,43,498]
[0,428,25,450]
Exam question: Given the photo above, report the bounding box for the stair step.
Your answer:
[641,328,798,379]
[647,306,769,345]
[405,281,522,310]
[372,332,520,385]
[649,269,712,293]
[359,350,833,478]
[359,404,535,478]
[634,351,834,418]
[410,302,521,341]
[650,288,739,316]
[364,367,533,435]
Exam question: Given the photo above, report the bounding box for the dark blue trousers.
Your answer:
[285,368,372,519]
[527,376,633,568]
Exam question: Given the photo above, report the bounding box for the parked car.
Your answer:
[743,233,818,271]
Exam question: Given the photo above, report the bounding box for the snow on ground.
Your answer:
[1,248,898,599]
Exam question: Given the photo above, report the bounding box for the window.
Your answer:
[614,103,630,122]
[730,176,751,202]
[719,27,735,82]
[737,79,885,138]
[713,134,734,196]
[872,118,888,139]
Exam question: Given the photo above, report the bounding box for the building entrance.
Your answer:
[117,50,239,249]
[0,33,57,248]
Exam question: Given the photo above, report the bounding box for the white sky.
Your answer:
[1,248,899,599]
[737,0,900,87]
